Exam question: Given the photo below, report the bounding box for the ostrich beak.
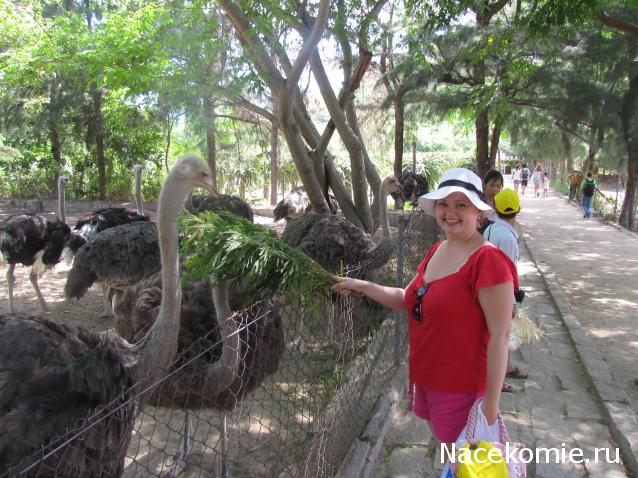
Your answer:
[203,181,220,198]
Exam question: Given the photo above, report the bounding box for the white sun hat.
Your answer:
[418,167,492,216]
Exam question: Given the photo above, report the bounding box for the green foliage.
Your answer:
[179,211,338,304]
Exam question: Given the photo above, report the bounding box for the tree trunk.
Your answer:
[393,99,405,177]
[619,64,638,230]
[488,116,502,168]
[49,126,63,192]
[584,128,597,172]
[204,98,218,190]
[561,130,573,181]
[270,105,279,206]
[93,88,106,201]
[475,107,490,179]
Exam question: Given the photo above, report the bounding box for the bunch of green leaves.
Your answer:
[179,211,339,303]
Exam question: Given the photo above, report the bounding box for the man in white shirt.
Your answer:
[483,188,528,390]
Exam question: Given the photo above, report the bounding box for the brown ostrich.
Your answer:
[0,155,217,477]
[273,186,339,222]
[281,175,402,349]
[114,201,283,476]
[281,175,402,277]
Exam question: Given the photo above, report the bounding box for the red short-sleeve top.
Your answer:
[404,242,518,393]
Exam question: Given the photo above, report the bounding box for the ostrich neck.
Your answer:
[135,179,187,381]
[57,178,66,224]
[206,281,241,394]
[134,169,144,215]
[380,182,390,239]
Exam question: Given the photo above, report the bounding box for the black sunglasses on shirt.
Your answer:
[412,284,429,321]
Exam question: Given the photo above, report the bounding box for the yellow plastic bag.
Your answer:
[456,440,509,478]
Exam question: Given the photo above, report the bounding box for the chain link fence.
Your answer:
[1,211,441,478]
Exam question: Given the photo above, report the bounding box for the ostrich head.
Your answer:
[382,175,402,196]
[378,175,403,239]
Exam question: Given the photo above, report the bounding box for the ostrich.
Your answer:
[273,186,338,222]
[113,194,279,475]
[64,220,161,316]
[0,176,71,312]
[391,170,429,210]
[0,155,217,477]
[281,175,402,276]
[64,164,149,260]
[186,194,254,222]
[282,175,402,349]
[114,273,284,476]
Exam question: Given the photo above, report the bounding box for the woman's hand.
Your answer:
[481,400,498,425]
[331,277,366,296]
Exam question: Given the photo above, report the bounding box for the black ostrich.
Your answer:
[273,186,338,222]
[114,274,284,476]
[0,155,217,477]
[186,194,254,222]
[65,164,149,259]
[0,176,71,312]
[391,171,429,210]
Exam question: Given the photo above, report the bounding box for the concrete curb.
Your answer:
[521,233,638,477]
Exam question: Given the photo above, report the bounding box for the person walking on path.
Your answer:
[567,170,582,203]
[542,172,550,197]
[512,165,522,193]
[520,164,530,195]
[532,165,543,198]
[332,168,517,446]
[581,171,602,219]
[483,189,528,394]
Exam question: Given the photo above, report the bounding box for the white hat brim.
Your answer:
[418,186,493,216]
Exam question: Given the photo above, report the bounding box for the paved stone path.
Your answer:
[369,185,637,477]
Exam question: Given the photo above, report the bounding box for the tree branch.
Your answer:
[598,10,638,37]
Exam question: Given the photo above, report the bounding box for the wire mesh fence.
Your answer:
[1,210,441,478]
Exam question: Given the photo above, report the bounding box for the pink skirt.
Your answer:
[413,384,484,443]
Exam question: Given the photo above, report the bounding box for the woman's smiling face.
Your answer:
[435,192,481,236]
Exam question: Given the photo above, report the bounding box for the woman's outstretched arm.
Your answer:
[332,278,407,311]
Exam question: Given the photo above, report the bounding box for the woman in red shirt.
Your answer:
[332,168,516,445]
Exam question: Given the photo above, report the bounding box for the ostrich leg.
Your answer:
[6,264,16,313]
[159,411,194,478]
[29,270,48,311]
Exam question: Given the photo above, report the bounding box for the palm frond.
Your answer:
[179,211,338,303]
